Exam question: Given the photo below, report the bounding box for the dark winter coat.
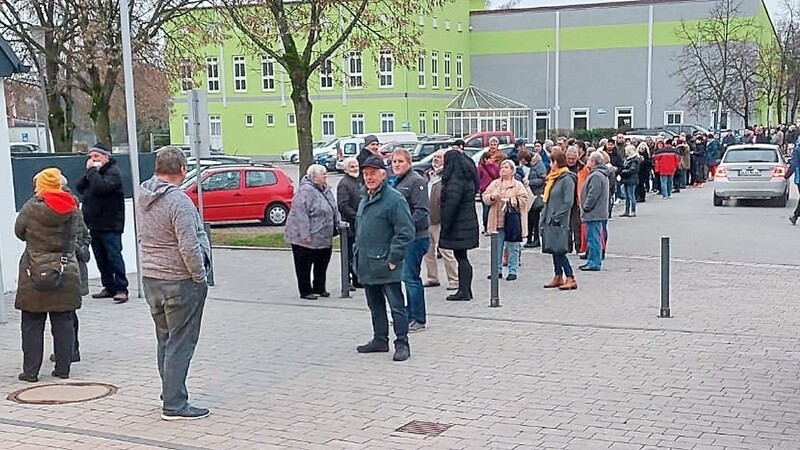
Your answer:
[540,171,576,255]
[620,156,641,185]
[528,159,548,196]
[76,159,125,233]
[354,181,414,285]
[336,173,361,237]
[439,151,480,251]
[15,196,83,313]
[392,169,430,239]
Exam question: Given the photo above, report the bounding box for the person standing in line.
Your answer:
[390,149,430,332]
[619,145,641,218]
[336,157,362,289]
[357,135,381,168]
[653,140,680,199]
[541,150,578,291]
[785,140,800,225]
[15,168,83,382]
[423,150,459,291]
[636,142,652,203]
[706,133,721,181]
[483,159,529,281]
[579,152,611,272]
[566,146,587,256]
[522,150,547,248]
[75,143,129,303]
[477,151,501,234]
[354,156,415,362]
[440,150,480,301]
[138,147,211,420]
[284,164,340,300]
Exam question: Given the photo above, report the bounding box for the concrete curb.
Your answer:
[212,245,342,252]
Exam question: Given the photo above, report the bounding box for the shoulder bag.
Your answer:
[26,216,74,292]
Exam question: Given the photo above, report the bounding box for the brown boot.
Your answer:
[559,277,578,290]
[543,276,563,289]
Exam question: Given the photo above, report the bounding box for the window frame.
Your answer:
[245,170,278,188]
[233,56,247,92]
[320,58,334,91]
[456,54,463,90]
[664,110,684,126]
[206,57,220,93]
[379,50,393,88]
[432,111,440,134]
[380,112,395,133]
[266,114,275,127]
[245,114,254,127]
[321,113,336,137]
[443,52,451,89]
[202,170,241,192]
[419,111,427,134]
[348,51,363,89]
[418,52,426,88]
[570,108,589,131]
[615,106,634,129]
[261,55,275,92]
[288,113,296,127]
[431,51,439,89]
[350,112,365,135]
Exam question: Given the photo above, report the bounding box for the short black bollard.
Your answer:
[339,222,351,299]
[204,223,215,287]
[489,233,501,308]
[659,236,671,318]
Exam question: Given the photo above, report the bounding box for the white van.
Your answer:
[335,132,418,170]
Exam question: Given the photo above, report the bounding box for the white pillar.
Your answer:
[0,78,17,322]
[646,5,654,129]
[553,11,561,131]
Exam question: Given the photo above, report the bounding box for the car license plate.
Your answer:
[739,169,761,177]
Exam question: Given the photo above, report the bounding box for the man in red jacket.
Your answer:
[652,141,680,199]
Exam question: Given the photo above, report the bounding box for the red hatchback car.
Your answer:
[182,164,294,225]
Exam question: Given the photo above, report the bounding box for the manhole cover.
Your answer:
[8,382,117,405]
[396,420,453,437]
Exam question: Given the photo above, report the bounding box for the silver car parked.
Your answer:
[713,144,789,207]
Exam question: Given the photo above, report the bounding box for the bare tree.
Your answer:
[216,0,451,172]
[672,0,759,129]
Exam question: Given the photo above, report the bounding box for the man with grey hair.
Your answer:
[138,146,211,420]
[579,151,610,272]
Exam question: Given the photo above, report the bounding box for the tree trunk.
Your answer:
[290,74,314,175]
[44,35,71,153]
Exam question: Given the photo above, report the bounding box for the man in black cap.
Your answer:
[354,156,415,361]
[76,143,129,303]
[357,135,381,169]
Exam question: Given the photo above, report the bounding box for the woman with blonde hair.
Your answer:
[483,159,528,281]
[619,145,642,217]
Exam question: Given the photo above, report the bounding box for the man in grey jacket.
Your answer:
[390,149,430,332]
[579,151,610,272]
[137,147,211,421]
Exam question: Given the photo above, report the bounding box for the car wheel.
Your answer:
[263,203,289,226]
[775,191,789,207]
[290,154,299,164]
[713,193,723,207]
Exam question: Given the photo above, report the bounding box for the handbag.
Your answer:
[541,223,570,255]
[532,195,544,211]
[503,205,523,243]
[26,216,74,292]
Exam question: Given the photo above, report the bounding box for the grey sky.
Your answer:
[509,0,786,22]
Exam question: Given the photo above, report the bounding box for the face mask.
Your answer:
[93,161,103,168]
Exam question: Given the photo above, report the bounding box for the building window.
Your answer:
[418,52,426,88]
[419,111,427,134]
[182,115,190,144]
[664,111,684,125]
[266,114,275,127]
[444,52,451,89]
[457,22,463,32]
[380,112,395,133]
[431,51,439,89]
[379,50,393,88]
[261,55,275,91]
[571,108,589,131]
[320,58,334,90]
[209,115,222,148]
[711,110,729,129]
[233,56,246,92]
[418,15,424,26]
[321,113,335,137]
[179,59,193,92]
[432,111,440,134]
[456,54,463,90]
[615,107,633,129]
[445,20,451,30]
[535,110,551,140]
[348,51,363,88]
[245,114,253,127]
[288,113,296,126]
[351,113,365,135]
[206,57,220,93]
[432,18,438,28]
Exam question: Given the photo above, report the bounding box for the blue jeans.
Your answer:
[494,230,521,276]
[624,184,637,213]
[403,236,430,325]
[90,230,128,294]
[143,277,208,413]
[660,175,673,198]
[586,221,605,269]
[364,282,408,345]
[552,254,574,278]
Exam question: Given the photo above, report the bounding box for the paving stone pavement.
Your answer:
[0,186,799,449]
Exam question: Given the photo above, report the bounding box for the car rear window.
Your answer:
[246,170,277,188]
[724,149,779,163]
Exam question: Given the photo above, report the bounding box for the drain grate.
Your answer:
[396,420,454,437]
[8,382,117,405]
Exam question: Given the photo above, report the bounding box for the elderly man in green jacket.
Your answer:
[354,156,415,362]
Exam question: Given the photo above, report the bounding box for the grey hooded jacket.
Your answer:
[137,176,210,283]
[580,165,611,222]
[284,176,340,249]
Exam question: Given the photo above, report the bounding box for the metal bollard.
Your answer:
[659,236,671,318]
[489,233,501,307]
[204,223,215,287]
[339,222,351,298]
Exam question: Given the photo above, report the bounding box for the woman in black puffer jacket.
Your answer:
[439,150,480,301]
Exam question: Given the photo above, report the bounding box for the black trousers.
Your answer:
[453,249,473,298]
[291,245,333,296]
[527,207,541,243]
[569,205,581,253]
[21,310,74,377]
[793,185,800,219]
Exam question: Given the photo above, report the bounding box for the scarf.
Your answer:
[543,167,569,202]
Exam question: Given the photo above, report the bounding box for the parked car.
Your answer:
[186,155,251,171]
[333,132,418,170]
[713,144,788,207]
[411,140,453,162]
[417,134,451,142]
[624,129,677,142]
[462,131,514,149]
[470,143,526,165]
[281,140,328,164]
[10,142,42,154]
[177,145,224,157]
[181,164,294,225]
[663,124,711,137]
